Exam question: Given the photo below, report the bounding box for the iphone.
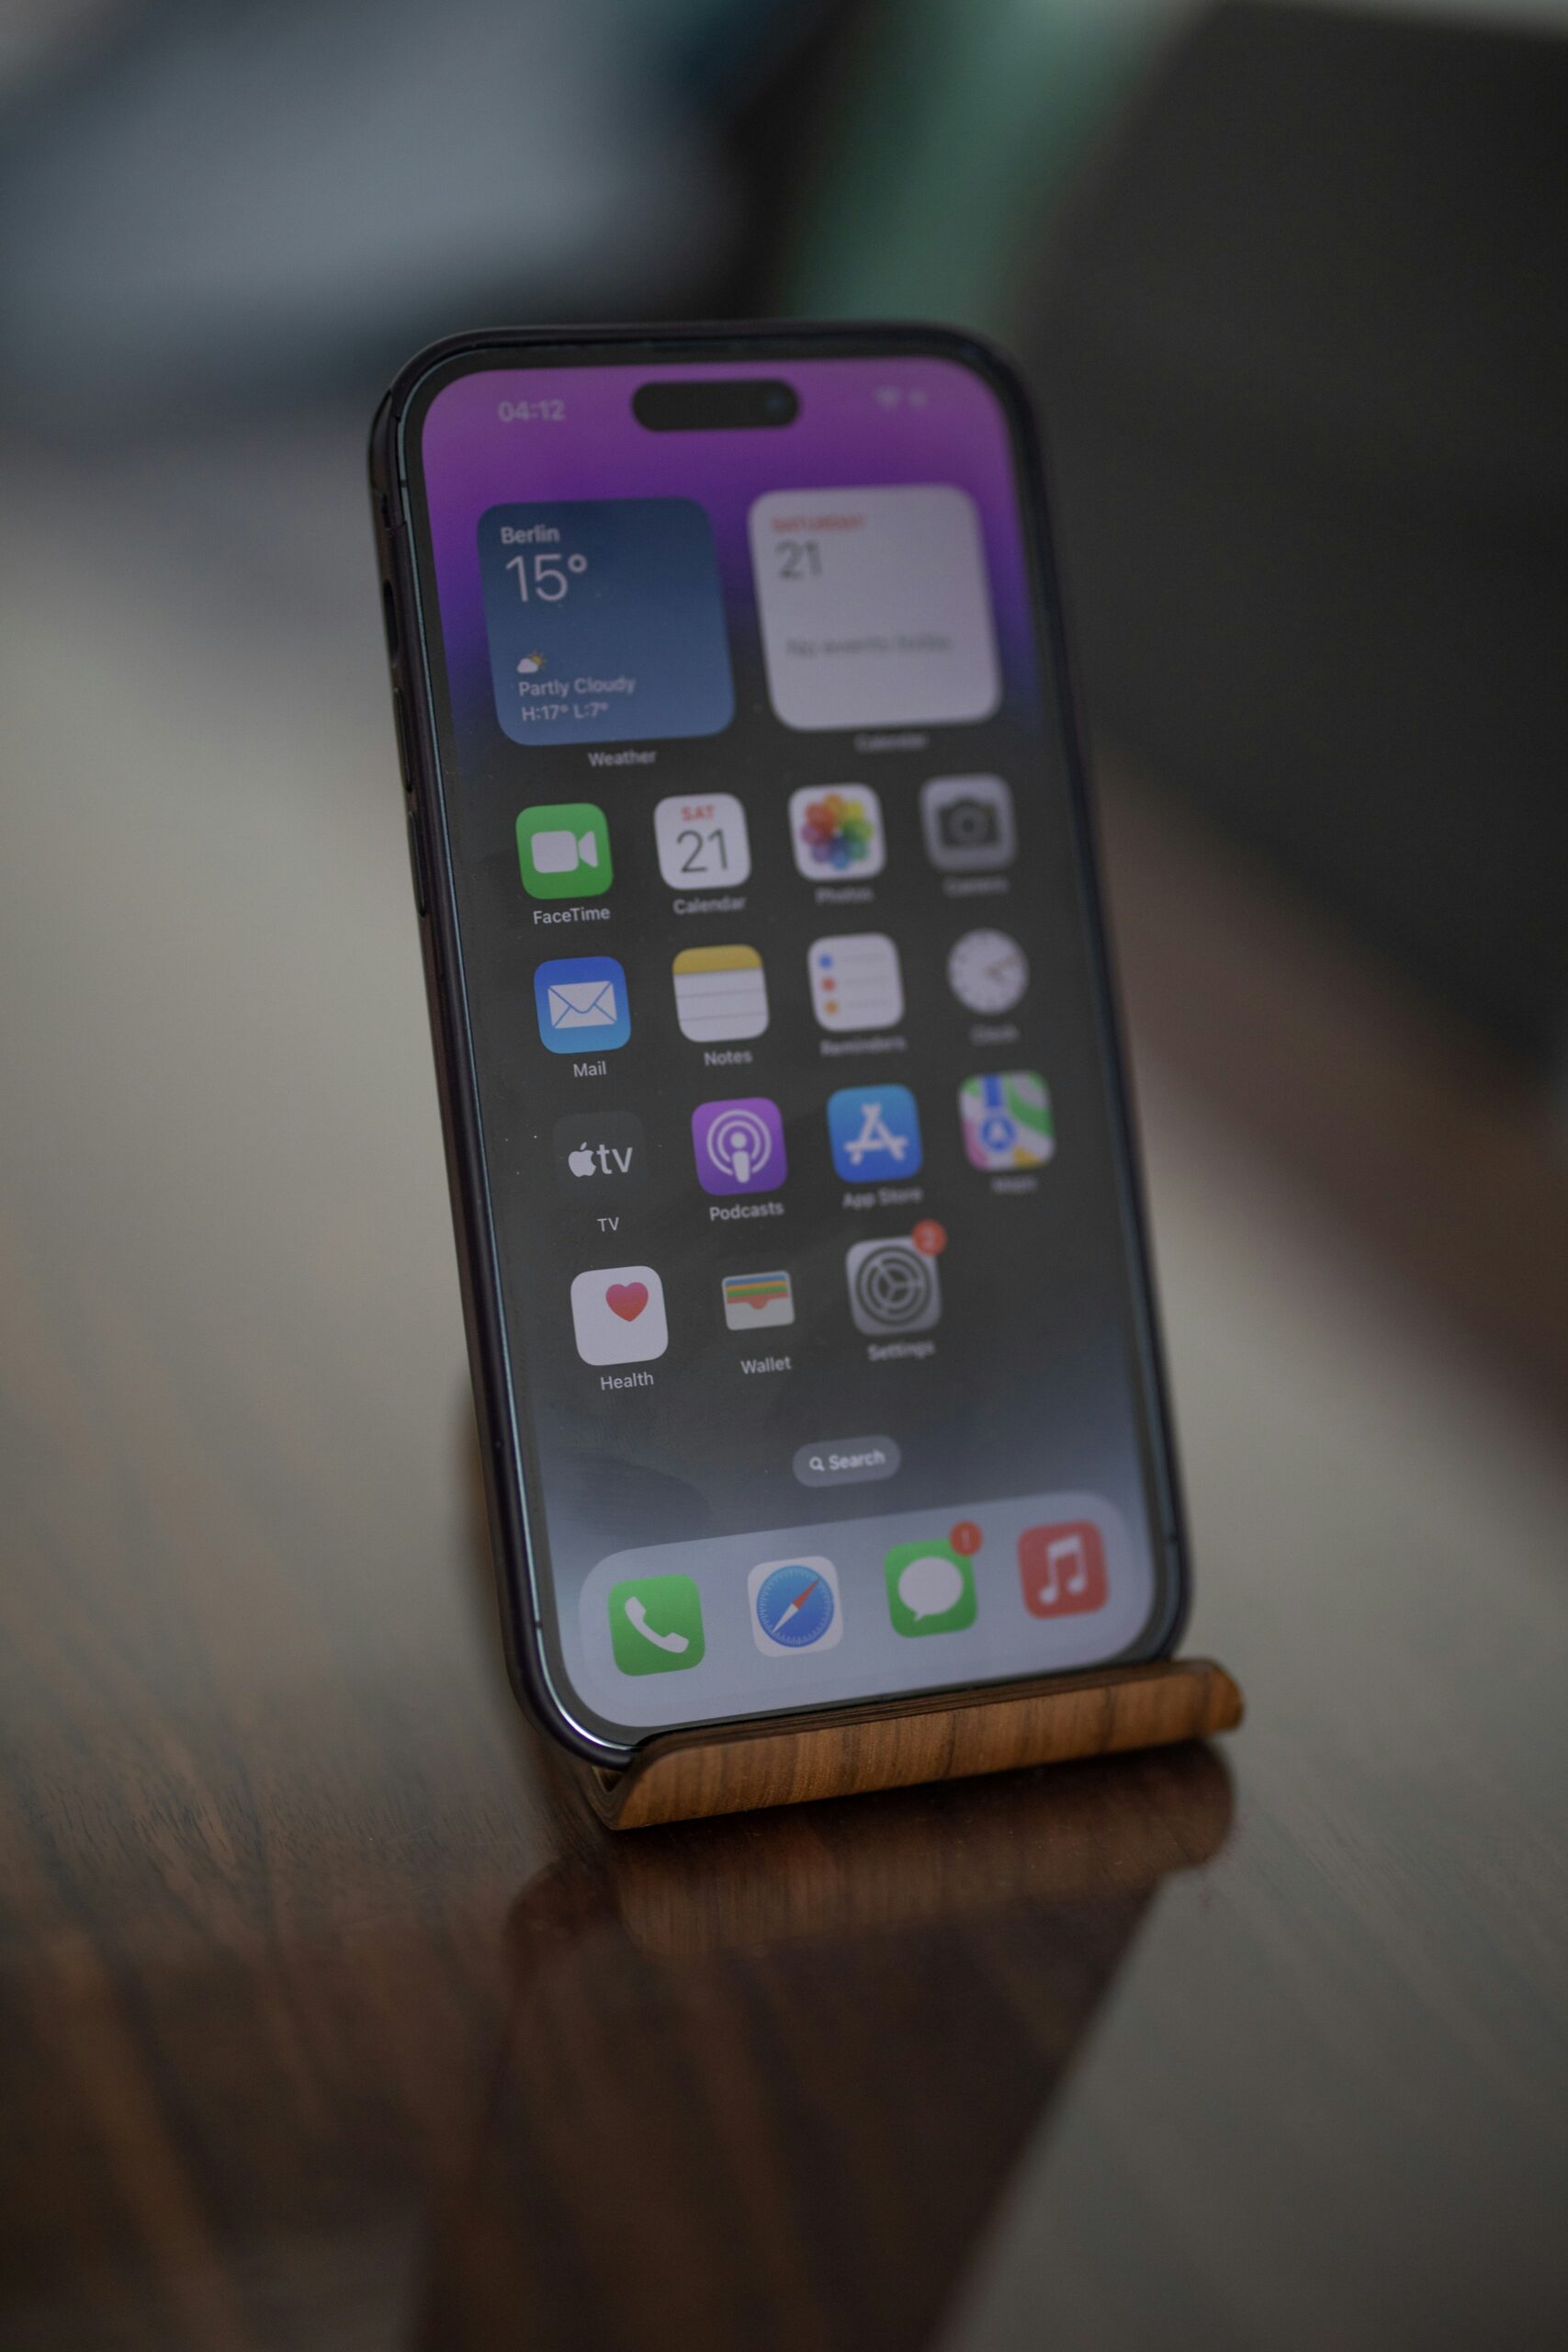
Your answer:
[369,325,1188,1762]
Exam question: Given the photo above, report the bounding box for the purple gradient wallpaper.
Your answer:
[416,356,1042,753]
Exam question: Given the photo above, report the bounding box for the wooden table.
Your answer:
[4,428,1566,2350]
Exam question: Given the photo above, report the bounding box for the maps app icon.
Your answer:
[959,1072,1055,1171]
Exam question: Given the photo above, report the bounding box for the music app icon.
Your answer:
[1018,1521,1108,1619]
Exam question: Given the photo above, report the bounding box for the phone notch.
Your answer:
[632,379,798,431]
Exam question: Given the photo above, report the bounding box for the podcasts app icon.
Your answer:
[692,1098,787,1197]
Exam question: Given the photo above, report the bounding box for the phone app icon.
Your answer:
[807,933,904,1032]
[844,1235,942,1335]
[885,1539,976,1637]
[516,802,611,899]
[653,794,751,890]
[920,775,1016,874]
[692,1098,787,1196]
[552,1112,648,1204]
[749,1557,842,1656]
[570,1264,668,1365]
[959,1072,1055,1170]
[1019,1522,1108,1618]
[788,786,886,880]
[535,955,630,1054]
[722,1271,795,1330]
[947,929,1028,1017]
[828,1085,923,1182]
[609,1574,705,1675]
[672,944,770,1043]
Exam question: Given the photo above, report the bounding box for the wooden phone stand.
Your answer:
[580,1656,1243,1830]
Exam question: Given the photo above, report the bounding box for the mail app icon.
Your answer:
[535,955,631,1055]
[550,980,616,1027]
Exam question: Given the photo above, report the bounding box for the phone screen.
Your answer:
[400,338,1183,1749]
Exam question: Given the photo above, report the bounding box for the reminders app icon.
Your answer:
[535,956,630,1054]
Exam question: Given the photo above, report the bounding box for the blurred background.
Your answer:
[5,0,1566,1502]
[4,0,1564,1289]
[6,6,1568,2345]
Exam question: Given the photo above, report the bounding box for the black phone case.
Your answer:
[368,321,1190,1765]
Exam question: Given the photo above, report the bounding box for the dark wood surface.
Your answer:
[3,432,1567,2349]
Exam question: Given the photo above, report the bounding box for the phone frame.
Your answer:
[369,320,1190,1765]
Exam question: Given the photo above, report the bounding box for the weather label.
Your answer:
[749,483,1000,730]
[478,498,734,747]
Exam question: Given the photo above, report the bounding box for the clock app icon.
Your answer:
[947,928,1030,1016]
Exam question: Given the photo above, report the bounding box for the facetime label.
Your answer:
[749,484,1000,731]
[479,499,734,747]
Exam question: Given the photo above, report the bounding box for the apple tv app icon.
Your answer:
[552,1111,649,1206]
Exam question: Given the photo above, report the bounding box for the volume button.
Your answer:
[391,688,413,794]
[406,811,429,915]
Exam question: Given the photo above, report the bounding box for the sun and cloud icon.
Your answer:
[516,651,547,675]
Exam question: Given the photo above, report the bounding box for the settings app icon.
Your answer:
[844,1236,942,1336]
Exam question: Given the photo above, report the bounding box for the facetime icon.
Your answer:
[516,803,611,899]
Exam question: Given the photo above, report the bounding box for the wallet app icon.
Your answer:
[535,956,630,1055]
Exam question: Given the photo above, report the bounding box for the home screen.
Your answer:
[408,345,1179,1745]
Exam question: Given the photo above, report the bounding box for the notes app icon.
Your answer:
[672,944,770,1043]
[1018,1522,1108,1619]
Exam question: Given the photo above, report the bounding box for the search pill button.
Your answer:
[793,1437,902,1488]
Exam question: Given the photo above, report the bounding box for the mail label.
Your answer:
[749,484,1000,731]
[479,499,734,748]
[534,956,631,1055]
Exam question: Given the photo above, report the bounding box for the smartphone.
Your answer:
[369,323,1188,1764]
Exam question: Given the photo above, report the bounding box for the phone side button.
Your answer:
[406,811,429,916]
[391,687,413,793]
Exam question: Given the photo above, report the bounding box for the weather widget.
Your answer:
[479,498,734,747]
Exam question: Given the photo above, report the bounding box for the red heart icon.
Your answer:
[605,1282,648,1322]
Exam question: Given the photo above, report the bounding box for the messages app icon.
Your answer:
[885,1539,977,1637]
[535,956,630,1054]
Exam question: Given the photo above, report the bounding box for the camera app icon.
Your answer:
[919,775,1016,875]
